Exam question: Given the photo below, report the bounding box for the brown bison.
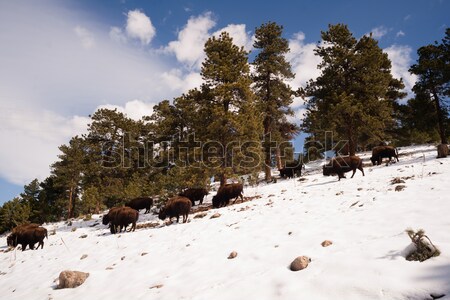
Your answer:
[279,161,304,179]
[370,146,399,166]
[323,156,365,181]
[7,225,48,251]
[103,207,139,234]
[125,197,153,214]
[179,188,209,206]
[158,196,192,223]
[212,183,244,208]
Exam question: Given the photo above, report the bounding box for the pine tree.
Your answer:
[201,31,263,185]
[0,197,31,233]
[252,22,299,180]
[302,24,405,155]
[51,136,86,219]
[409,28,449,145]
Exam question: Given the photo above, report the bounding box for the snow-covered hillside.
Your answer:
[1,145,449,300]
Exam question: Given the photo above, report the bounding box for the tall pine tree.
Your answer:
[252,22,299,180]
[409,28,449,146]
[302,24,405,155]
[201,32,262,185]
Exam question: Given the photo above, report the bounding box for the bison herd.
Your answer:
[5,146,401,250]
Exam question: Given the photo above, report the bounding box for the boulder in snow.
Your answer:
[290,256,311,271]
[228,251,238,259]
[57,270,89,289]
[321,240,333,247]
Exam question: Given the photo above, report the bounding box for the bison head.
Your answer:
[102,214,110,225]
[212,195,221,208]
[322,165,332,176]
[158,208,167,221]
[370,156,377,166]
[6,234,16,247]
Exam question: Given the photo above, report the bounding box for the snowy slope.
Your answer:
[1,145,449,300]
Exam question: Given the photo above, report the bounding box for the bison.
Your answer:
[370,146,399,166]
[125,197,153,214]
[323,156,365,181]
[212,183,244,208]
[7,225,48,251]
[103,207,139,234]
[179,188,209,206]
[279,160,304,179]
[158,196,192,223]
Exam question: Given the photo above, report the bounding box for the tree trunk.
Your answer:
[347,127,356,156]
[432,90,448,144]
[67,186,74,220]
[219,173,227,187]
[437,143,449,158]
[275,147,282,170]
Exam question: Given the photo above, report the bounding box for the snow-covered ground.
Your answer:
[1,145,449,300]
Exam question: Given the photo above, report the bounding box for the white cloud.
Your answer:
[125,9,156,45]
[97,99,156,121]
[213,24,254,52]
[161,69,203,92]
[0,105,90,185]
[367,26,388,39]
[0,1,191,187]
[109,26,127,43]
[384,44,417,99]
[74,25,95,49]
[165,12,216,69]
[286,31,322,89]
[396,30,405,37]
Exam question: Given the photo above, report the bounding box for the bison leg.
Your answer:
[39,240,44,249]
[21,243,27,251]
[338,172,345,180]
[176,215,180,223]
[144,207,150,214]
[183,213,188,223]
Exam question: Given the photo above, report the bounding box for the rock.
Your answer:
[391,177,406,184]
[321,240,333,247]
[194,212,207,219]
[141,252,148,256]
[71,227,77,232]
[210,213,221,219]
[80,254,88,260]
[79,234,87,239]
[228,251,238,259]
[150,284,164,289]
[290,256,311,271]
[395,185,406,192]
[57,271,89,289]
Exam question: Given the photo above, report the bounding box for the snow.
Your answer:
[1,144,449,300]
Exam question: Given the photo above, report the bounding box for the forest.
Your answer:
[0,23,448,234]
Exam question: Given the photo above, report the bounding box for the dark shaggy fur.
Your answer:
[125,197,153,214]
[370,146,399,165]
[7,225,48,251]
[103,207,139,234]
[279,161,304,179]
[212,183,244,208]
[158,196,192,223]
[179,188,209,206]
[323,156,365,181]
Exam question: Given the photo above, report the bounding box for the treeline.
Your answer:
[1,23,448,233]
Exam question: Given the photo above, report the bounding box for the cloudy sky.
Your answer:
[0,0,448,203]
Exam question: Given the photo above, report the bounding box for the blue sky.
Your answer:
[0,0,448,205]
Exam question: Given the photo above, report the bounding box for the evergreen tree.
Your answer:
[51,136,86,219]
[20,179,43,223]
[302,24,405,155]
[0,197,31,234]
[252,21,299,180]
[409,28,450,145]
[201,32,263,185]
